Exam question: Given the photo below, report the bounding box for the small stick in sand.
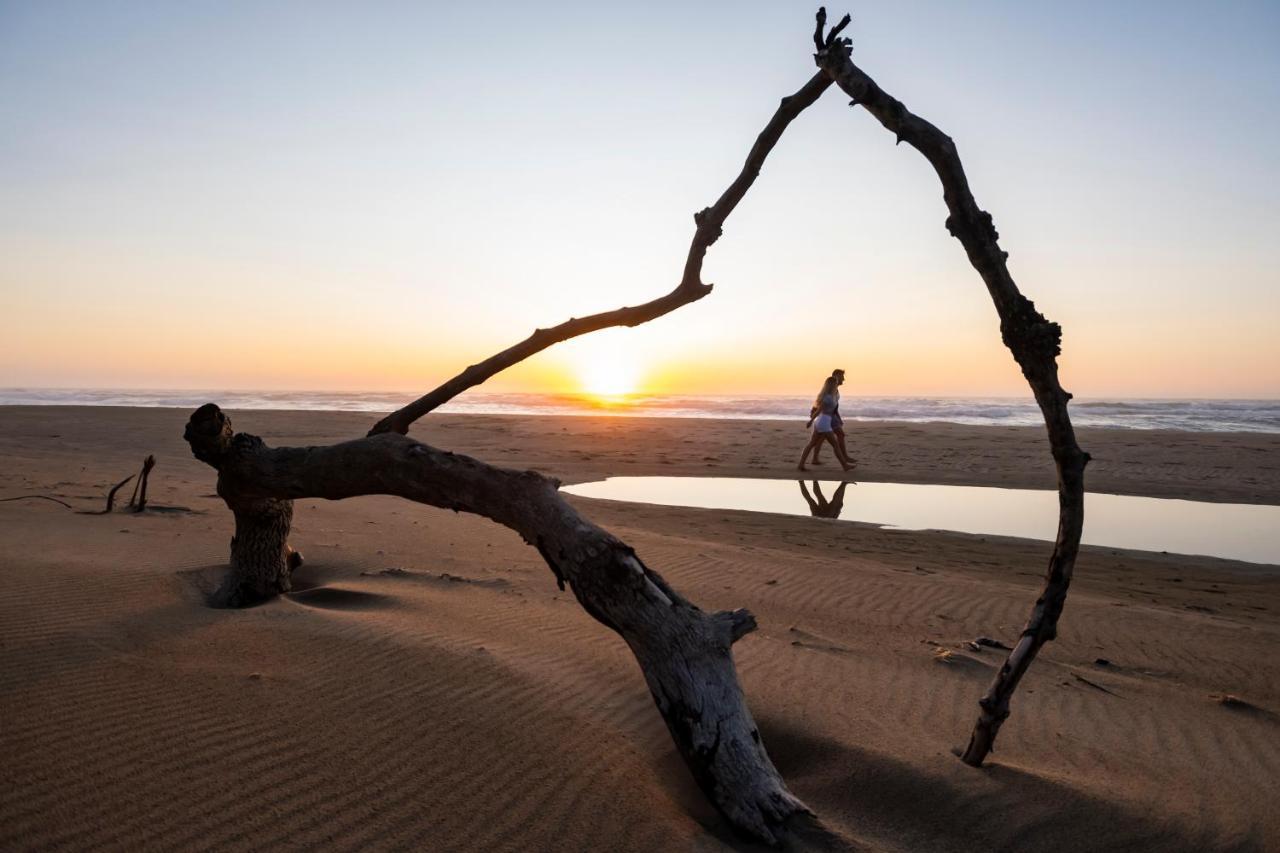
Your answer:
[100,474,135,514]
[127,455,156,512]
[1072,673,1119,696]
[0,495,73,509]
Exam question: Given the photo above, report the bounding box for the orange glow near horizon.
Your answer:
[575,351,642,398]
[1,5,1278,401]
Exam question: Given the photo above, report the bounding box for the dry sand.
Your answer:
[1,405,1278,851]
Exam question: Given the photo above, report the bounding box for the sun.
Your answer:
[566,332,644,399]
[559,327,650,400]
[578,351,641,398]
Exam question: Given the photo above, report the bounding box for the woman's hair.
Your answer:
[813,375,839,409]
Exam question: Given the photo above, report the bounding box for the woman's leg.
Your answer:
[798,433,823,470]
[835,428,853,463]
[822,432,854,470]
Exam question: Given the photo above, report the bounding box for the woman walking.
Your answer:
[799,371,855,471]
[811,368,851,466]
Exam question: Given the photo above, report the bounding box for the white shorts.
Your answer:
[813,414,833,433]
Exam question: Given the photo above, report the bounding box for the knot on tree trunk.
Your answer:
[1001,300,1063,365]
[185,403,234,467]
[944,209,1000,246]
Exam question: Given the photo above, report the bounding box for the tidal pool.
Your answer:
[562,477,1280,566]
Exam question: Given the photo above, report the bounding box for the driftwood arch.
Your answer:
[808,9,1088,766]
[184,9,1086,843]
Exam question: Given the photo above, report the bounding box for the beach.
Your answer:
[1,405,1278,851]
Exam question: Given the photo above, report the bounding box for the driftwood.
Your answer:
[96,473,135,515]
[127,455,156,512]
[182,11,1085,835]
[75,456,159,515]
[812,8,1089,766]
[1,456,154,514]
[185,70,834,842]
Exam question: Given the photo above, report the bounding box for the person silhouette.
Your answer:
[810,368,853,467]
[799,370,855,471]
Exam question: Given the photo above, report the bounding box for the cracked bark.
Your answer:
[184,69,831,842]
[813,7,1089,766]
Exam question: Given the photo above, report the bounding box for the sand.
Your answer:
[1,405,1277,851]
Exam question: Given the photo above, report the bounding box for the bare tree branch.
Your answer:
[367,71,834,437]
[813,7,1090,766]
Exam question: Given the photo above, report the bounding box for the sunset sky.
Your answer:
[2,1,1278,399]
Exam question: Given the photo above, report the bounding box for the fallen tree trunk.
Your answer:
[185,69,833,842]
[812,8,1089,766]
[185,403,806,841]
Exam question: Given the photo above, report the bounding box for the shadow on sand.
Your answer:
[753,715,1224,853]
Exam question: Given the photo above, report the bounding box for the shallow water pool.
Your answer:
[562,477,1280,566]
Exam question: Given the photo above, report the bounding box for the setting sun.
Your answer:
[577,350,641,397]
[563,331,646,398]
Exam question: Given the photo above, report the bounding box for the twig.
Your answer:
[0,495,73,509]
[103,475,134,513]
[77,474,135,515]
[1072,673,1119,696]
[129,455,156,512]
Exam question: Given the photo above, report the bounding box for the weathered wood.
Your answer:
[184,404,807,841]
[127,454,156,512]
[182,67,834,840]
[183,405,299,606]
[812,7,1089,766]
[95,473,135,515]
[367,72,834,437]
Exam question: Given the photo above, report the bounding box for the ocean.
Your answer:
[2,389,1277,433]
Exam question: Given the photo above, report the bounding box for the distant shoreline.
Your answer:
[3,407,1280,506]
[2,390,1278,433]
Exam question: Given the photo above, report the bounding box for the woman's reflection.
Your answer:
[798,480,850,519]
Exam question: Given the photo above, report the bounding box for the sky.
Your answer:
[2,0,1278,399]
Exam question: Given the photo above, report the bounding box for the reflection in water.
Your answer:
[799,480,850,519]
[562,476,1280,566]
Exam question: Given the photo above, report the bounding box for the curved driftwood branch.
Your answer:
[813,7,1089,766]
[368,71,833,437]
[76,473,137,515]
[185,403,807,841]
